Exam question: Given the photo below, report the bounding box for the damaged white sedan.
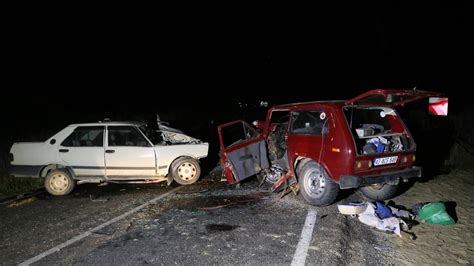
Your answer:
[9,121,209,196]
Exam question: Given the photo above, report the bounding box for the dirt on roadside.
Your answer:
[388,170,473,265]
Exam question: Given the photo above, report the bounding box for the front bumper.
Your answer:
[339,166,422,189]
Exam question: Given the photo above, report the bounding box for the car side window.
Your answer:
[221,122,258,149]
[108,126,151,147]
[61,126,104,147]
[290,110,328,135]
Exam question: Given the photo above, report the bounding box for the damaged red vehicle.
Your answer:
[218,89,442,206]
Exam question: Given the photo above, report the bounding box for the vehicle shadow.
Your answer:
[444,201,458,223]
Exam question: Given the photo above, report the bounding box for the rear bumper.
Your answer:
[339,166,422,189]
[9,165,42,177]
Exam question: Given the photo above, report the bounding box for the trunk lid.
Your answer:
[346,89,442,107]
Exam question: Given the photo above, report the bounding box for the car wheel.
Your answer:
[44,169,75,196]
[297,160,339,206]
[359,183,398,200]
[171,157,201,185]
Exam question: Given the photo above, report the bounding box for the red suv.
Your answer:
[218,89,441,206]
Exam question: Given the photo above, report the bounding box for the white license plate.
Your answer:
[373,156,398,166]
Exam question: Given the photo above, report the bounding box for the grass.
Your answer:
[0,174,44,199]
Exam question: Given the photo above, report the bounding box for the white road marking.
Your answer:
[20,186,183,266]
[291,208,318,266]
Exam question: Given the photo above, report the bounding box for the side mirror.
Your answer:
[50,139,56,145]
[252,120,265,131]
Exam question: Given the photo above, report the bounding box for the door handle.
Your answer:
[59,149,69,153]
[106,150,115,153]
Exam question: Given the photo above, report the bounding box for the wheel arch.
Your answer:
[168,155,200,173]
[40,164,76,179]
[293,156,335,182]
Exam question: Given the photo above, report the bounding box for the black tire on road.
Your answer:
[44,169,75,196]
[171,157,201,185]
[296,160,339,207]
[359,183,398,200]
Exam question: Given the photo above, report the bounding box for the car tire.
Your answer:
[171,157,201,185]
[359,183,398,200]
[44,169,75,196]
[297,160,339,207]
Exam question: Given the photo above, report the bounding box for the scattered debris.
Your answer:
[92,230,114,236]
[197,204,231,211]
[0,189,45,206]
[337,202,368,216]
[400,230,417,240]
[7,197,36,208]
[373,245,391,251]
[339,200,416,239]
[176,189,208,195]
[206,224,239,232]
[89,195,109,202]
[197,195,270,211]
[261,233,283,238]
[414,201,455,225]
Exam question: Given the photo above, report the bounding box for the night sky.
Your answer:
[2,2,472,166]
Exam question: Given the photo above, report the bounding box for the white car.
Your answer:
[9,121,209,196]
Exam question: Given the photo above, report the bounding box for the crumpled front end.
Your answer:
[161,130,202,144]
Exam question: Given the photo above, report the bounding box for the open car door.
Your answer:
[218,120,269,184]
[346,89,442,107]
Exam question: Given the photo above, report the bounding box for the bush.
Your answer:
[0,175,43,198]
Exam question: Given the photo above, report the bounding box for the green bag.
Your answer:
[418,202,455,225]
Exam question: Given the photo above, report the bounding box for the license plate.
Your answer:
[373,156,398,166]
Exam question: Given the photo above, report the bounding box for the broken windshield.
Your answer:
[139,126,163,145]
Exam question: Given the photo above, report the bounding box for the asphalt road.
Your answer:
[0,174,396,265]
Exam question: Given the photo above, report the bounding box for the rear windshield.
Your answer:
[343,107,393,134]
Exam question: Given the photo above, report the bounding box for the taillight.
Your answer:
[412,155,416,162]
[355,160,372,170]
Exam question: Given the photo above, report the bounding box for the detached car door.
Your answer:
[105,126,156,177]
[218,120,269,184]
[59,126,106,177]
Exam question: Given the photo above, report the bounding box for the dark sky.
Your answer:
[2,2,473,130]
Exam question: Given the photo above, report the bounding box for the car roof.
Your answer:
[69,121,146,127]
[272,100,346,110]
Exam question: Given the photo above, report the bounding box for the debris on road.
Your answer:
[197,198,261,210]
[339,200,416,239]
[413,201,456,225]
[176,189,208,195]
[7,197,36,208]
[89,195,109,202]
[337,202,368,215]
[205,224,239,232]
